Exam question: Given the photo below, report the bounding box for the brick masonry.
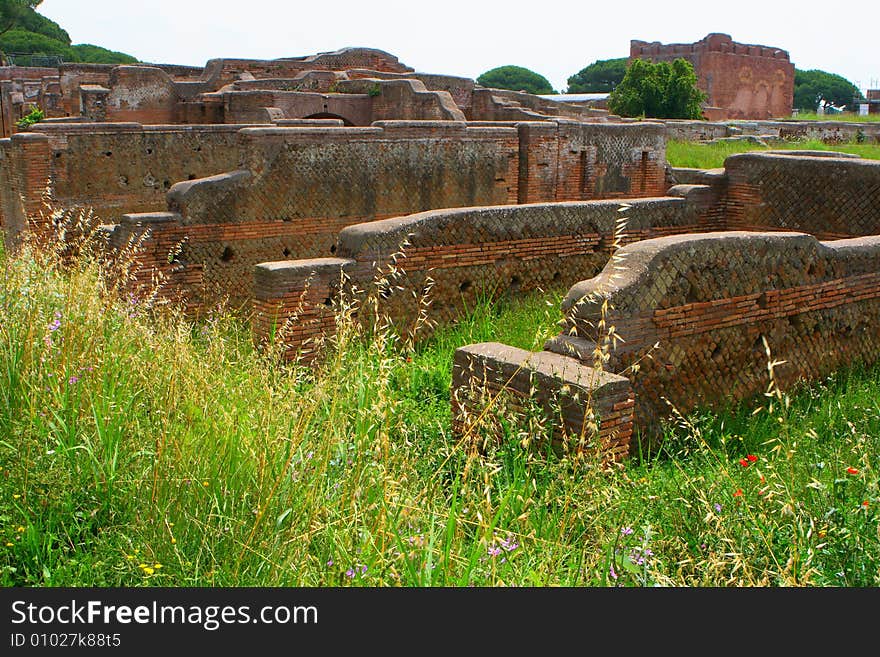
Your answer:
[542,232,880,443]
[631,33,795,120]
[451,343,635,461]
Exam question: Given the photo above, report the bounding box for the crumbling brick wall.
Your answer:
[252,194,720,359]
[725,152,880,238]
[545,232,880,439]
[631,33,795,120]
[0,123,249,238]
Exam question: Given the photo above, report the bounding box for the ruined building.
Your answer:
[630,33,795,120]
[2,46,879,459]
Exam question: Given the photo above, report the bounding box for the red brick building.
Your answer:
[630,33,795,120]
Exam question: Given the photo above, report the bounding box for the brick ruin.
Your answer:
[453,153,880,457]
[631,33,796,120]
[1,46,878,461]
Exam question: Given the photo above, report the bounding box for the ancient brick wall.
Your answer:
[631,33,795,119]
[451,343,635,461]
[725,152,880,238]
[0,123,248,239]
[663,119,880,143]
[544,232,880,440]
[120,122,519,306]
[252,194,719,358]
[102,67,179,124]
[518,121,667,203]
[0,132,53,244]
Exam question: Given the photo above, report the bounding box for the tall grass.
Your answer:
[1,218,877,587]
[667,138,880,170]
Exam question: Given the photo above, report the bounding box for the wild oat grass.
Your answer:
[666,138,880,170]
[0,213,877,587]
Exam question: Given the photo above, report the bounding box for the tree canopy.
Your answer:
[0,0,41,37]
[793,69,864,111]
[0,3,137,65]
[608,58,706,119]
[476,65,555,95]
[566,57,627,93]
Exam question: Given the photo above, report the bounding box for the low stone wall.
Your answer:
[725,152,880,238]
[665,119,880,143]
[252,194,718,359]
[456,232,880,453]
[451,343,634,460]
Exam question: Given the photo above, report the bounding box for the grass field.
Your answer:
[787,112,880,123]
[1,230,877,587]
[666,138,880,170]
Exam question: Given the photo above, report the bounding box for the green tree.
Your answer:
[0,0,39,62]
[608,58,706,119]
[793,69,864,111]
[566,57,627,93]
[476,65,554,95]
[0,0,39,33]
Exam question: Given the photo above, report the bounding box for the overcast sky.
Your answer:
[38,0,880,94]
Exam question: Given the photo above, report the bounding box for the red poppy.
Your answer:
[739,459,750,467]
[733,489,743,497]
[747,454,758,462]
[846,467,859,475]
[863,501,870,508]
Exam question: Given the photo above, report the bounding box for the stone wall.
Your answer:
[545,232,880,438]
[725,152,880,238]
[451,343,634,460]
[0,123,250,236]
[663,119,880,143]
[252,194,719,359]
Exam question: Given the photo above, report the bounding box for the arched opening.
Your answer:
[302,112,355,126]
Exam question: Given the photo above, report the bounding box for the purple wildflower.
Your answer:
[68,375,79,385]
[609,565,618,580]
[487,546,502,558]
[326,559,333,567]
[621,527,634,536]
[345,568,355,579]
[714,503,722,513]
[500,535,519,552]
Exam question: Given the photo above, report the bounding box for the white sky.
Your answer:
[37,0,880,94]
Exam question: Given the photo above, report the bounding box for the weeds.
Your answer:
[0,203,877,587]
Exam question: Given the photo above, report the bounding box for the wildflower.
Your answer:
[360,565,367,575]
[487,546,502,557]
[862,501,870,508]
[5,543,12,547]
[500,535,519,552]
[609,565,617,580]
[714,503,722,513]
[202,481,209,487]
[68,375,79,385]
[733,489,743,497]
[12,494,20,499]
[621,527,634,536]
[16,526,25,533]
[739,458,750,467]
[846,467,859,475]
[747,454,758,462]
[326,559,333,567]
[142,567,154,576]
[345,568,355,579]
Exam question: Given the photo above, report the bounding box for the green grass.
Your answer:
[667,138,880,170]
[1,229,877,587]
[787,112,880,123]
